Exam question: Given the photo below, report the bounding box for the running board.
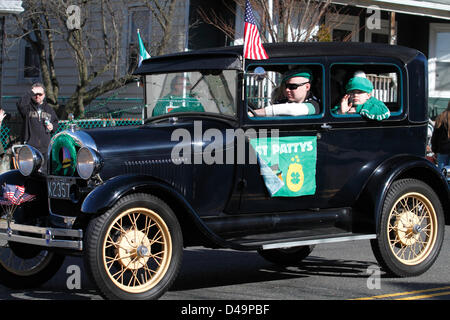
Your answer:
[262,234,377,250]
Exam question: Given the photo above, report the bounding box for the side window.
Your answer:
[246,65,323,119]
[330,64,401,121]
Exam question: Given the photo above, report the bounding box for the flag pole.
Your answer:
[242,36,246,102]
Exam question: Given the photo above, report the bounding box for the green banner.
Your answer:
[250,136,317,197]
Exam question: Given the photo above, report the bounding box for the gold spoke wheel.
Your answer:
[387,192,438,266]
[102,207,172,293]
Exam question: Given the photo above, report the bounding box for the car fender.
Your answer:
[80,173,234,249]
[357,155,449,232]
[0,170,27,186]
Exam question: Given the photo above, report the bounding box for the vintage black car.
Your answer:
[0,42,448,300]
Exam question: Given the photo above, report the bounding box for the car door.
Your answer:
[237,58,408,215]
[237,60,333,213]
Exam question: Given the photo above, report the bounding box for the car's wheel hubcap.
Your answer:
[387,192,437,265]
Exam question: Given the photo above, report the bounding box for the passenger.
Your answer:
[333,72,390,121]
[152,75,204,116]
[253,69,319,117]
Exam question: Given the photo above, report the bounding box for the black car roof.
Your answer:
[135,42,421,75]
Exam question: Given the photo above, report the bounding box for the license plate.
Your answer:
[47,177,75,200]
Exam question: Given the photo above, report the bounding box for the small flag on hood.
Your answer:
[0,184,35,206]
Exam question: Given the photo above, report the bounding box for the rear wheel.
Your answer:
[371,179,444,277]
[85,193,183,300]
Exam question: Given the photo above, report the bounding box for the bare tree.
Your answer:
[12,0,180,118]
[143,0,179,56]
[199,0,350,43]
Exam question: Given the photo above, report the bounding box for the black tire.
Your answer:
[258,245,315,266]
[0,244,65,289]
[370,179,445,277]
[84,193,183,300]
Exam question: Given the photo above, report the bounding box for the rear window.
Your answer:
[330,64,402,119]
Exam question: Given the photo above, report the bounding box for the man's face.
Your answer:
[172,77,191,96]
[284,76,310,103]
[31,86,45,105]
[349,90,371,105]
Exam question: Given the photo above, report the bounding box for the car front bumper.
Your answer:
[0,218,83,251]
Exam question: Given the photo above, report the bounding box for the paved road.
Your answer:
[1,226,449,301]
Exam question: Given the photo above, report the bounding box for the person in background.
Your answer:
[152,75,204,116]
[16,83,59,158]
[431,101,450,171]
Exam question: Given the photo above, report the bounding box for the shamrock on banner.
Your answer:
[250,136,317,197]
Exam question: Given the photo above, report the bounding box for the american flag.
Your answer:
[243,0,268,60]
[0,184,35,206]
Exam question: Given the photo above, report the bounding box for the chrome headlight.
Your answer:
[18,145,43,176]
[76,147,102,180]
[442,166,450,181]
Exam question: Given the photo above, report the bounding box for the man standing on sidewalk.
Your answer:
[16,83,59,161]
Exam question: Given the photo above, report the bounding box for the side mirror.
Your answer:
[253,66,266,81]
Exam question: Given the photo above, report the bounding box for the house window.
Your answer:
[128,8,151,73]
[23,44,40,79]
[364,18,394,44]
[326,14,359,42]
[429,23,450,98]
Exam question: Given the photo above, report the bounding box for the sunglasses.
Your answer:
[285,82,309,90]
[33,92,44,97]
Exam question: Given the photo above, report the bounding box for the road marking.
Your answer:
[396,291,450,300]
[353,286,450,300]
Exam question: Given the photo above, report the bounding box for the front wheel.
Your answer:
[84,193,183,300]
[371,179,445,277]
[0,242,65,289]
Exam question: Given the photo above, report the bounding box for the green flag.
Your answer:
[137,29,150,67]
[250,136,317,197]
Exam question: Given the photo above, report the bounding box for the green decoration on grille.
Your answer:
[51,134,78,176]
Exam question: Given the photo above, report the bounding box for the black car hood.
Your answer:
[78,117,236,179]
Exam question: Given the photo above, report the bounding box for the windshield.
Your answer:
[145,70,238,118]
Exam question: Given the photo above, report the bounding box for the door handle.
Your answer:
[320,123,332,130]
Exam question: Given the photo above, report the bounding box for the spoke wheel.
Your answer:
[103,207,172,293]
[85,193,182,300]
[371,179,444,277]
[387,192,437,265]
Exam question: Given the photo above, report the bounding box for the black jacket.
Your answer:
[16,92,59,154]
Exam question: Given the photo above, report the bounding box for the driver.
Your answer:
[253,69,319,117]
[152,75,205,116]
